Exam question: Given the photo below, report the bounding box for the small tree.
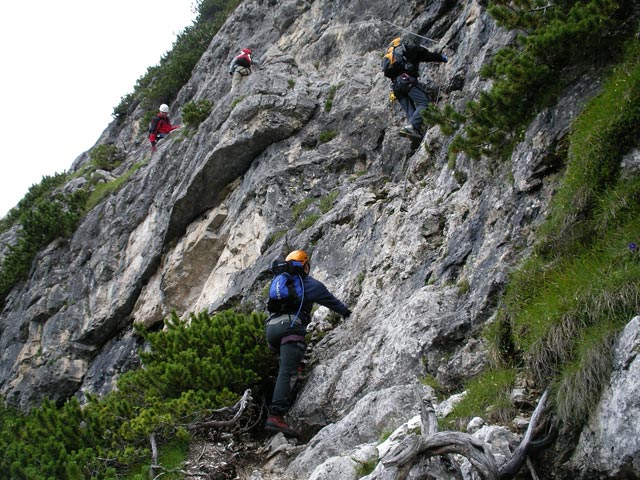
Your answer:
[182,99,213,128]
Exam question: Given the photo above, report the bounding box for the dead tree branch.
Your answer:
[383,431,499,479]
[186,389,253,431]
[378,389,552,480]
[150,433,159,479]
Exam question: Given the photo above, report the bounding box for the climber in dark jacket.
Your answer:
[264,249,351,437]
[381,37,448,139]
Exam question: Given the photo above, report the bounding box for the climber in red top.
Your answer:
[148,104,180,151]
[228,47,260,92]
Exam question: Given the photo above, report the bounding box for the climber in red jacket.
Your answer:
[148,104,180,151]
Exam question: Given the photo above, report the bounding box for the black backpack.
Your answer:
[267,260,305,314]
[381,37,407,79]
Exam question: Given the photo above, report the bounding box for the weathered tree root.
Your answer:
[381,390,551,480]
[148,389,255,478]
[187,389,254,431]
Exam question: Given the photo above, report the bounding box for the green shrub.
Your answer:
[356,458,379,477]
[182,99,213,128]
[445,0,632,160]
[89,144,125,171]
[292,197,314,221]
[324,83,343,112]
[84,162,146,212]
[296,213,321,231]
[0,309,271,477]
[0,172,68,232]
[318,130,338,143]
[491,39,640,428]
[0,189,87,300]
[319,190,339,213]
[444,367,517,429]
[231,95,247,108]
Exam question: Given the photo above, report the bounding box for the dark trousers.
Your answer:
[265,316,306,415]
[393,74,430,131]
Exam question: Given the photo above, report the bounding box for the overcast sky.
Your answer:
[0,1,198,218]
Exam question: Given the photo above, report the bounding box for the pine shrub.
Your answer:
[182,99,213,128]
[441,0,633,160]
[492,39,640,428]
[0,189,87,300]
[0,309,271,478]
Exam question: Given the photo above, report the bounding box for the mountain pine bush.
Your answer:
[0,309,272,479]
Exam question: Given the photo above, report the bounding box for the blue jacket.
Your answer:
[293,274,350,324]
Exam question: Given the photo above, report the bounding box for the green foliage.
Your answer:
[419,374,448,400]
[0,189,87,299]
[292,197,314,221]
[447,0,632,160]
[113,0,241,122]
[537,40,640,255]
[0,153,147,299]
[0,172,68,231]
[0,310,271,478]
[112,92,137,124]
[378,429,393,443]
[182,99,213,128]
[141,110,156,134]
[231,95,247,108]
[457,278,470,295]
[356,458,379,477]
[84,162,146,213]
[324,83,343,112]
[422,104,464,136]
[89,144,125,171]
[296,213,321,231]
[318,130,338,143]
[287,79,296,89]
[444,368,517,429]
[265,229,288,249]
[319,190,339,214]
[554,322,619,427]
[492,39,640,427]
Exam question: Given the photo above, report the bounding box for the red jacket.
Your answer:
[148,114,178,144]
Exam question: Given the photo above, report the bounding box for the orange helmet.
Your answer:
[286,250,309,265]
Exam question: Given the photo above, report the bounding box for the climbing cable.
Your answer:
[382,19,441,45]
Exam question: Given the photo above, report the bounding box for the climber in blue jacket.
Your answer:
[264,249,351,437]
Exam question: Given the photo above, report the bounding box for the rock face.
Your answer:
[568,316,640,479]
[0,0,636,478]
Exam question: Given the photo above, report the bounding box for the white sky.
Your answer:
[0,1,198,218]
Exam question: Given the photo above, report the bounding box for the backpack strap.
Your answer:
[290,274,304,328]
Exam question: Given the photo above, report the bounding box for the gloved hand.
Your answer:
[441,54,448,62]
[344,309,352,318]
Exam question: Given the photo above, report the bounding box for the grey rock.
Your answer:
[0,0,632,478]
[569,316,640,478]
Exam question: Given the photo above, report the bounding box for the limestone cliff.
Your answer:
[1,0,638,478]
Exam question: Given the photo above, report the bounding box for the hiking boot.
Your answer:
[265,415,299,437]
[399,125,423,139]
